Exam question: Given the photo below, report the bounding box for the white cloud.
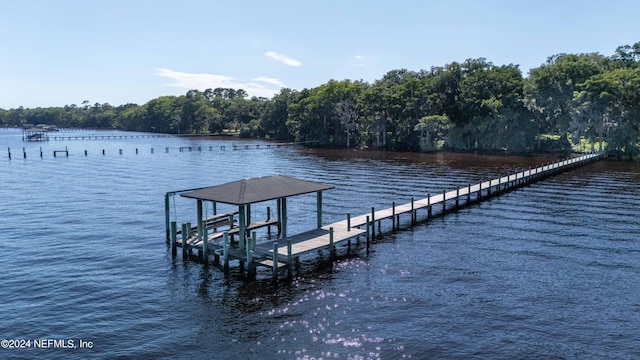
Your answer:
[253,76,286,88]
[264,51,302,67]
[154,68,281,98]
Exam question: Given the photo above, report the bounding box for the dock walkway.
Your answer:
[330,153,603,232]
[169,152,603,281]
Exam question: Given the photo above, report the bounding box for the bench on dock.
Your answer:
[176,210,239,235]
[180,219,281,249]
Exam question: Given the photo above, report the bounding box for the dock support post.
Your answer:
[442,189,446,213]
[181,223,189,259]
[456,187,460,207]
[411,197,415,224]
[197,199,204,245]
[427,194,432,218]
[165,193,171,243]
[211,201,218,231]
[267,206,272,235]
[329,227,335,259]
[287,239,292,281]
[317,191,323,229]
[272,242,279,283]
[223,232,230,274]
[370,208,375,241]
[246,231,256,276]
[467,184,471,204]
[366,216,370,246]
[239,205,246,251]
[488,180,492,196]
[277,199,282,235]
[392,202,396,231]
[171,221,177,256]
[281,197,287,238]
[347,213,351,231]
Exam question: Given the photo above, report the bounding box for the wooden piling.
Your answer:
[347,213,351,231]
[267,206,272,235]
[411,197,415,224]
[370,207,375,240]
[427,194,432,218]
[181,223,188,258]
[287,239,293,280]
[171,221,177,256]
[366,215,370,246]
[329,227,335,259]
[392,202,396,231]
[165,193,171,242]
[442,189,446,213]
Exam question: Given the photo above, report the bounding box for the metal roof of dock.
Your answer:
[179,175,334,205]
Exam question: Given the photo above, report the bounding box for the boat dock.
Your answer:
[165,152,604,281]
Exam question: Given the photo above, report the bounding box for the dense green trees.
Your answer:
[2,42,639,157]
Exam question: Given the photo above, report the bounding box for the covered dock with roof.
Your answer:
[164,175,365,279]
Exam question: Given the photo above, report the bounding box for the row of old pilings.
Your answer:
[7,146,69,159]
[6,143,295,160]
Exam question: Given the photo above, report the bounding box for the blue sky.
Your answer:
[1,0,638,109]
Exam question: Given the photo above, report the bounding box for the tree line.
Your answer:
[2,42,639,157]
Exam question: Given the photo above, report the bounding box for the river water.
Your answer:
[1,129,639,359]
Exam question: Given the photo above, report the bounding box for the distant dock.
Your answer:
[165,152,604,282]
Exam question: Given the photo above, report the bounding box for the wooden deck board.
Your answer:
[258,259,287,268]
[249,226,366,258]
